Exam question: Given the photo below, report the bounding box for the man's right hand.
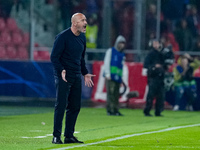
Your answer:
[155,64,161,68]
[61,70,67,82]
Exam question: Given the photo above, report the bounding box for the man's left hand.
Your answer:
[84,74,96,87]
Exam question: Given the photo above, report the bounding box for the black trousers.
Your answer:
[53,72,82,138]
[144,78,165,115]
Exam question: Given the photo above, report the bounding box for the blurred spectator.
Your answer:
[0,0,14,19]
[85,13,98,48]
[173,54,200,111]
[121,5,134,49]
[174,19,193,51]
[160,35,171,50]
[112,1,124,43]
[145,31,156,50]
[58,0,73,29]
[161,19,174,34]
[94,0,103,48]
[161,33,179,61]
[186,5,200,37]
[58,0,86,25]
[146,3,157,41]
[85,13,99,60]
[112,1,133,49]
[161,34,178,51]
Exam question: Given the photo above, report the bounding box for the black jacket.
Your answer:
[144,48,165,79]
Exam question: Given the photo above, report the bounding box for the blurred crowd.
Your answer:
[147,0,200,53]
[55,0,200,51]
[1,0,200,51]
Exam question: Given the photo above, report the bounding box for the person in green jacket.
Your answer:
[85,14,99,60]
[173,54,200,111]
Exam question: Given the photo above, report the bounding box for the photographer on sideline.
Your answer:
[143,39,165,116]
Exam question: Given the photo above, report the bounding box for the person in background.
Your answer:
[145,3,157,48]
[103,35,126,116]
[186,5,200,38]
[51,13,95,144]
[85,13,99,60]
[0,0,14,19]
[173,53,200,111]
[58,0,72,29]
[174,19,193,51]
[85,13,98,49]
[143,39,165,117]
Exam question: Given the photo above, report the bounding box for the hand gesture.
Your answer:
[155,64,161,68]
[61,70,67,82]
[84,74,96,87]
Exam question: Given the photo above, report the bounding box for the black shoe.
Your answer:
[114,111,123,116]
[52,137,63,144]
[107,111,114,116]
[144,113,153,117]
[64,137,84,144]
[144,109,152,117]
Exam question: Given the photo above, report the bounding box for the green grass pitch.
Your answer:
[0,106,200,150]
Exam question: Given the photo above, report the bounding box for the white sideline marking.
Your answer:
[22,134,53,139]
[21,132,80,139]
[50,123,200,150]
[29,130,42,132]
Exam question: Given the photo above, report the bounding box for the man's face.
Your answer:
[153,41,160,50]
[117,42,126,51]
[75,14,87,33]
[181,58,188,68]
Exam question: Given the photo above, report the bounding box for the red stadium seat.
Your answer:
[0,18,6,31]
[34,50,39,61]
[38,50,50,61]
[6,46,17,59]
[0,45,7,59]
[34,50,50,61]
[12,31,23,45]
[0,31,12,45]
[17,46,29,60]
[21,32,30,46]
[6,18,18,31]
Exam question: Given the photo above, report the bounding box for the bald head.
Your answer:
[71,13,85,24]
[71,13,87,35]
